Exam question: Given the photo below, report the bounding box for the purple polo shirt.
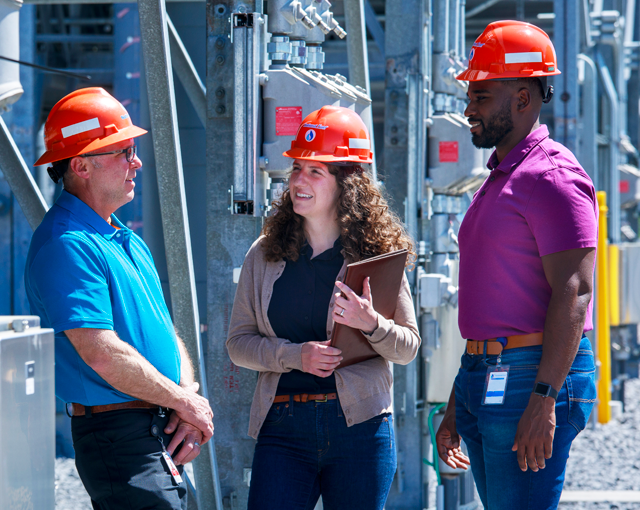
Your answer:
[458,125,598,340]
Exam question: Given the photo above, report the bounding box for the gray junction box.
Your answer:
[0,316,55,510]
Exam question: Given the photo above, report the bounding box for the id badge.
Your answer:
[161,451,183,484]
[482,365,510,405]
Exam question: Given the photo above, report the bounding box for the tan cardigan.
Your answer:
[226,236,421,439]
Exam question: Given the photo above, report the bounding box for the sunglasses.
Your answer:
[80,145,137,163]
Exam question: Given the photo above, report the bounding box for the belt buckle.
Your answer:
[467,341,479,356]
[314,394,328,403]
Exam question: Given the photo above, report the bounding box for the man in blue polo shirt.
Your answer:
[25,87,213,509]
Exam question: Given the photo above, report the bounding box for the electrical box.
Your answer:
[0,315,55,510]
[619,243,640,324]
[427,113,488,194]
[262,66,371,179]
[425,260,466,403]
[0,0,23,111]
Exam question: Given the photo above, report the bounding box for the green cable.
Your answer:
[424,402,447,486]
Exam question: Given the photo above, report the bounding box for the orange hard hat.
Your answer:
[34,87,147,166]
[283,106,373,164]
[457,20,561,82]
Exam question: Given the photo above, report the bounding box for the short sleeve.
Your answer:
[28,235,114,333]
[525,169,598,257]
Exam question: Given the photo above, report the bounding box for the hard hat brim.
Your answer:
[283,148,373,164]
[34,124,148,167]
[456,68,561,81]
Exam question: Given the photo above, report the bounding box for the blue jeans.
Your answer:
[454,336,596,510]
[248,399,396,510]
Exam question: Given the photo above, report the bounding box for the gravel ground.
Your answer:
[55,380,640,509]
[55,457,92,510]
[560,377,640,510]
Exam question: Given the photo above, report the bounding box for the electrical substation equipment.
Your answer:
[229,1,372,217]
[0,316,55,510]
[0,0,23,111]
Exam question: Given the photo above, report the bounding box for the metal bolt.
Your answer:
[215,37,225,49]
[561,92,571,102]
[391,126,398,134]
[216,104,226,114]
[215,87,226,99]
[391,137,398,145]
[216,55,225,65]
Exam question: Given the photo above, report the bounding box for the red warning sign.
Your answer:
[620,180,630,193]
[276,107,303,136]
[439,141,459,163]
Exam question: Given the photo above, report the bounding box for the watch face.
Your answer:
[536,383,550,396]
[535,382,557,399]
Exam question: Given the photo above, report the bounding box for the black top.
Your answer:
[268,238,343,395]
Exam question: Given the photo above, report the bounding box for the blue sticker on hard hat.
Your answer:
[303,123,328,130]
[121,114,130,120]
[469,49,475,61]
[305,129,316,142]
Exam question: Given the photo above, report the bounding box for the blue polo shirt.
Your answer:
[24,190,181,405]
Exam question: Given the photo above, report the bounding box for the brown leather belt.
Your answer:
[273,392,338,404]
[71,400,161,417]
[467,332,543,356]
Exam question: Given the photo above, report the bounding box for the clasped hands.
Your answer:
[301,278,379,378]
[164,382,213,465]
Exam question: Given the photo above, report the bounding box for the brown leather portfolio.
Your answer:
[331,249,409,368]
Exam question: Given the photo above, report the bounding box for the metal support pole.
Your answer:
[0,117,48,231]
[597,51,621,243]
[383,0,429,508]
[206,0,262,507]
[167,15,207,127]
[343,0,370,93]
[137,0,223,508]
[577,54,598,189]
[554,0,579,155]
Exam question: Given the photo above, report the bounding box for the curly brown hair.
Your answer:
[261,164,415,267]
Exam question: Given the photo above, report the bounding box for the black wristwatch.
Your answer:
[533,382,558,401]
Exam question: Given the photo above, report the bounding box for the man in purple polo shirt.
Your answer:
[435,21,598,509]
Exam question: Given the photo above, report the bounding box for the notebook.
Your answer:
[331,249,409,368]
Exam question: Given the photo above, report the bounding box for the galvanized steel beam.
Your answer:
[0,117,48,231]
[343,0,370,93]
[137,0,222,508]
[206,0,261,508]
[167,15,207,127]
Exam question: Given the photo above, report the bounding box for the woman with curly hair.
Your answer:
[226,106,420,510]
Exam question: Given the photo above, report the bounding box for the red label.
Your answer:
[439,141,459,163]
[275,107,303,136]
[620,180,630,193]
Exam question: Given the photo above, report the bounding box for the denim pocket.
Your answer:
[263,403,288,426]
[363,412,392,424]
[566,371,597,433]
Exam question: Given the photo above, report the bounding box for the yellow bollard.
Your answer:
[609,244,620,327]
[596,191,612,424]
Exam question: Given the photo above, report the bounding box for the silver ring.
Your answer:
[194,442,200,448]
[339,308,345,317]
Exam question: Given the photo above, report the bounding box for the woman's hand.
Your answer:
[301,340,342,377]
[333,278,379,334]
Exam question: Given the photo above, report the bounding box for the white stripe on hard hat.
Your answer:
[349,138,369,149]
[504,52,543,64]
[61,117,101,139]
